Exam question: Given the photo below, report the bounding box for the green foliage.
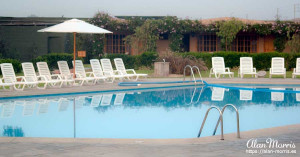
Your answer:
[125,21,159,53]
[32,53,73,70]
[287,34,300,53]
[139,52,158,67]
[180,52,293,70]
[216,19,244,51]
[0,59,21,74]
[169,33,183,52]
[273,36,286,52]
[77,34,105,63]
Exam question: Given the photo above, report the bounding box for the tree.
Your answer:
[216,18,244,51]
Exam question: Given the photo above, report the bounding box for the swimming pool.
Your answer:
[0,85,299,139]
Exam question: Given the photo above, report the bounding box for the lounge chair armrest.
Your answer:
[253,68,257,73]
[126,69,136,74]
[284,68,286,72]
[210,68,214,74]
[50,74,62,80]
[114,70,123,75]
[225,67,231,72]
[294,68,296,73]
[269,68,272,73]
[37,75,47,81]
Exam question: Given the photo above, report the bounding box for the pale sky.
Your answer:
[0,0,299,20]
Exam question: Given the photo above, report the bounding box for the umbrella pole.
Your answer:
[73,32,76,78]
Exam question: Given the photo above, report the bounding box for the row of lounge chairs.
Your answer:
[210,57,300,79]
[0,58,147,91]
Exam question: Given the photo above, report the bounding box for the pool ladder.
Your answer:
[183,65,203,84]
[197,104,240,140]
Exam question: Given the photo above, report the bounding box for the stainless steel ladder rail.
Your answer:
[197,106,224,140]
[213,104,240,138]
[183,65,204,84]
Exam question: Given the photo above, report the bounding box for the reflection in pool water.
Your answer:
[0,86,299,139]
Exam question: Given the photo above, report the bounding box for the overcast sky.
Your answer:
[0,0,299,20]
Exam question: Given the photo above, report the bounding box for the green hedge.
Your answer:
[32,53,74,70]
[180,52,298,70]
[103,52,158,69]
[0,59,22,74]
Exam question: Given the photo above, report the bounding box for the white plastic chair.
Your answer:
[239,90,253,101]
[292,58,300,78]
[100,59,124,82]
[0,77,14,91]
[209,57,234,78]
[89,59,107,83]
[238,57,257,78]
[114,93,126,105]
[36,62,63,88]
[1,63,37,90]
[72,60,95,85]
[271,88,285,101]
[269,57,286,78]
[114,58,147,81]
[57,61,76,86]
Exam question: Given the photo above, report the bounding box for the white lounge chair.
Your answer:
[0,77,14,90]
[36,62,63,88]
[1,63,37,90]
[292,58,300,78]
[269,57,286,78]
[89,59,107,83]
[238,57,257,78]
[57,61,76,86]
[22,62,60,89]
[114,58,147,81]
[271,88,285,101]
[239,90,253,101]
[209,57,234,78]
[72,60,95,85]
[100,59,125,82]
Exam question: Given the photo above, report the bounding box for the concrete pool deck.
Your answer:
[0,124,299,156]
[1,77,300,98]
[0,77,300,156]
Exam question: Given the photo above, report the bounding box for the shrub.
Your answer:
[138,52,158,68]
[160,51,207,74]
[32,53,73,70]
[0,59,22,74]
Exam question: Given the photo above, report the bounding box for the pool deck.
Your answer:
[1,77,300,98]
[0,124,299,157]
[1,77,300,156]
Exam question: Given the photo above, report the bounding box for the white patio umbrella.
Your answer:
[38,18,112,77]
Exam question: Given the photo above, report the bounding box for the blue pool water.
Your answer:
[0,85,300,139]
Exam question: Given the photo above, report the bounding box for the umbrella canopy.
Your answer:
[38,19,112,34]
[38,19,112,78]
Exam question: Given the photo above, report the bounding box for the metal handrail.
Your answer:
[183,65,195,83]
[198,106,224,140]
[183,65,204,84]
[213,104,240,138]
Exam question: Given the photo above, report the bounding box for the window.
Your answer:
[105,34,127,54]
[231,34,257,52]
[197,34,218,52]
